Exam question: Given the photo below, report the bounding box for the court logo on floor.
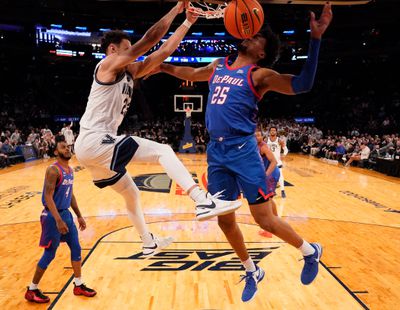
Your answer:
[115,247,279,271]
[132,173,172,193]
[340,190,399,214]
[0,190,42,209]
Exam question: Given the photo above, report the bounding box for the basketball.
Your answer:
[224,0,264,39]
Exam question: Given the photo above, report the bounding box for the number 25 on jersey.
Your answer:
[211,86,230,105]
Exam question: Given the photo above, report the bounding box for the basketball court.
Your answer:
[1,153,399,309]
[1,0,398,309]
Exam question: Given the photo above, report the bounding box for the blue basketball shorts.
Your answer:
[207,135,270,204]
[39,208,79,249]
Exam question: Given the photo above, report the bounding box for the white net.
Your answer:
[188,1,227,19]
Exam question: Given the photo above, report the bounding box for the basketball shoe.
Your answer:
[142,233,174,257]
[196,191,241,221]
[301,243,323,285]
[73,283,97,297]
[25,287,50,303]
[239,266,265,302]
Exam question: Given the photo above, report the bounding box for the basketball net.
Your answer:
[188,1,227,19]
[185,107,192,118]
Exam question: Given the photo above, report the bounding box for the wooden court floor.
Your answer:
[0,154,399,309]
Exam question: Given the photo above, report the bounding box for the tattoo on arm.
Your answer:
[44,166,59,196]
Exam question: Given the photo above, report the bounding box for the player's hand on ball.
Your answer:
[56,219,69,234]
[78,217,87,231]
[310,2,333,39]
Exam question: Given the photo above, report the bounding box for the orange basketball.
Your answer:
[224,0,264,39]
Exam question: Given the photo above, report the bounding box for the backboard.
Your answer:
[174,95,203,113]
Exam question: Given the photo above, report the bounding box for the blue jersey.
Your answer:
[206,56,261,139]
[42,162,73,210]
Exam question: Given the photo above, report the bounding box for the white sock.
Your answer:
[279,168,285,191]
[110,174,150,238]
[189,186,207,202]
[74,277,83,286]
[241,257,256,272]
[298,240,315,256]
[29,282,38,290]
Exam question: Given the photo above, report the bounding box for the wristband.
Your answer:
[183,19,192,29]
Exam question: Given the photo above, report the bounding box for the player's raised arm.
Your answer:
[158,59,219,82]
[254,3,333,96]
[101,1,186,74]
[130,10,199,79]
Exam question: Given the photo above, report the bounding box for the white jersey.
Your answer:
[64,128,74,145]
[79,60,134,135]
[267,136,282,166]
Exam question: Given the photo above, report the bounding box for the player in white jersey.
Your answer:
[75,2,240,257]
[63,123,75,152]
[267,126,289,198]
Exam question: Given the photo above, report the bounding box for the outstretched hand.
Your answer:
[175,0,187,14]
[310,3,333,39]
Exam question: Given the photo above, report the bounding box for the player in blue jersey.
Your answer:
[256,129,280,220]
[152,3,332,302]
[25,136,96,303]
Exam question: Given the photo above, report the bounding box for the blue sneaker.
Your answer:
[301,243,323,285]
[239,266,265,302]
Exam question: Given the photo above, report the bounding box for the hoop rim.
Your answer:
[184,0,229,4]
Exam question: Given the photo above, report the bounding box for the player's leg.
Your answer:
[249,199,322,285]
[278,165,286,198]
[26,211,60,303]
[130,136,241,220]
[213,138,264,302]
[110,173,173,256]
[217,212,250,262]
[64,216,96,297]
[25,243,58,303]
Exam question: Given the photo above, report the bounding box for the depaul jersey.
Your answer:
[206,56,261,139]
[42,162,74,211]
[80,60,134,135]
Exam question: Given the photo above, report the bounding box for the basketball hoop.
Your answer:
[187,0,227,19]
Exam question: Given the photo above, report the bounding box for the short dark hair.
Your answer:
[101,30,130,53]
[269,126,277,131]
[258,26,281,68]
[55,135,66,149]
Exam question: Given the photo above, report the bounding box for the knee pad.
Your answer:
[38,244,58,269]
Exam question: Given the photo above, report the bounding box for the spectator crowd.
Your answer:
[1,117,399,177]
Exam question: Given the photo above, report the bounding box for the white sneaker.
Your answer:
[142,233,174,258]
[196,191,241,221]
